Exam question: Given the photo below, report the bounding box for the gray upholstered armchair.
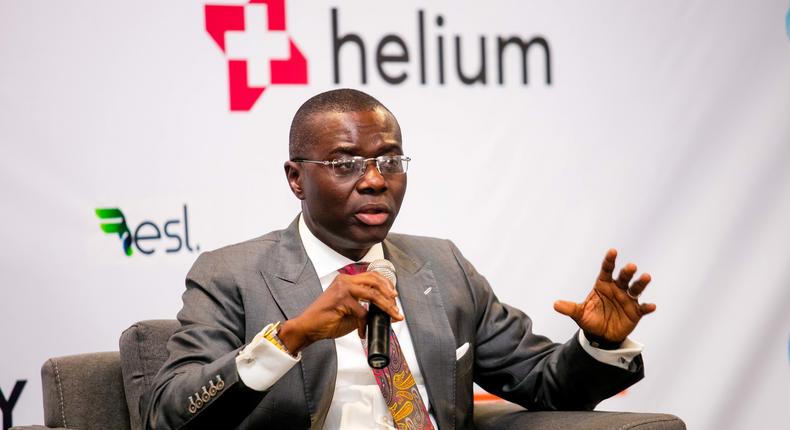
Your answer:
[11,319,685,430]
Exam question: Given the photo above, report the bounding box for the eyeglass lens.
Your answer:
[333,156,408,177]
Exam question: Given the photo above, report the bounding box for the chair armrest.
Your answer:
[40,351,131,430]
[474,401,686,430]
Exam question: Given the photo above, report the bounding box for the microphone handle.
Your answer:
[366,304,390,369]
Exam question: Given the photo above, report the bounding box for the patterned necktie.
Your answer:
[339,263,435,430]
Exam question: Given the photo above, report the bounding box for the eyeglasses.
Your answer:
[291,155,411,178]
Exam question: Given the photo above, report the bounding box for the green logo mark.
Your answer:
[96,208,134,256]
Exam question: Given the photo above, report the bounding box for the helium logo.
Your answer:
[205,0,308,111]
[95,205,198,256]
[204,1,551,112]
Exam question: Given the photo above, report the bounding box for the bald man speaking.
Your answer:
[143,89,654,430]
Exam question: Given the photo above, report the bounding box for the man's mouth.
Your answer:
[354,205,391,226]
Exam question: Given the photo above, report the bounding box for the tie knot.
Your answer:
[338,262,369,275]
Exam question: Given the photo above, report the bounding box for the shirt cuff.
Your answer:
[578,330,643,371]
[236,328,301,391]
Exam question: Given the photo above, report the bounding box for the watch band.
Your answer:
[262,321,296,357]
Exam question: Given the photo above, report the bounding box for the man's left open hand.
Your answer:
[553,248,657,345]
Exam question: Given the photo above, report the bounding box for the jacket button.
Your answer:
[188,395,199,414]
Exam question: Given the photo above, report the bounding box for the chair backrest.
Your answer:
[119,319,180,430]
[41,351,131,430]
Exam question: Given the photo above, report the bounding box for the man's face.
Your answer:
[285,107,407,260]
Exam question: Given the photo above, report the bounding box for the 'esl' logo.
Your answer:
[96,204,199,256]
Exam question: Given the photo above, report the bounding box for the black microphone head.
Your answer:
[367,259,396,286]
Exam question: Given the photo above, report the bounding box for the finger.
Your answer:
[338,273,401,321]
[616,263,637,289]
[373,298,403,321]
[628,272,652,296]
[348,272,398,297]
[344,279,395,305]
[381,293,402,320]
[357,320,366,339]
[368,272,398,294]
[639,303,657,315]
[347,279,394,303]
[347,298,369,321]
[349,299,371,338]
[597,248,618,282]
[349,284,403,321]
[553,300,581,321]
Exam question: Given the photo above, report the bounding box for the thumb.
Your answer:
[553,300,580,320]
[357,321,367,339]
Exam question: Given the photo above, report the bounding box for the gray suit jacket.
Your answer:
[143,218,643,430]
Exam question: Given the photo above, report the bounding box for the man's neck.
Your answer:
[300,216,373,261]
[298,214,384,279]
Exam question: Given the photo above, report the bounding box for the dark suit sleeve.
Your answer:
[142,251,267,430]
[447,241,644,411]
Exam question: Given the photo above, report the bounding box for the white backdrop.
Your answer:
[2,1,790,428]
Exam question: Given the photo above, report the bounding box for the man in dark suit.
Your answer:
[144,89,656,429]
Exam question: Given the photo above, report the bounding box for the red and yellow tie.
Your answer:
[339,263,435,430]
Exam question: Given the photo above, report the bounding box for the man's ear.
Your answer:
[284,161,306,200]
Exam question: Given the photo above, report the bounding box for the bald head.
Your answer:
[289,89,401,160]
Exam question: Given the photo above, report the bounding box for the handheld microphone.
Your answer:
[366,259,396,369]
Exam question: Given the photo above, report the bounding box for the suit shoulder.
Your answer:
[187,229,284,277]
[386,232,459,256]
[211,229,283,255]
[387,232,450,246]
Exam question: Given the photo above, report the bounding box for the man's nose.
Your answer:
[356,160,387,192]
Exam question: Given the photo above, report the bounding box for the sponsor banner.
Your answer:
[1,1,789,428]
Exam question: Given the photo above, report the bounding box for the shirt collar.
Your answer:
[298,214,384,279]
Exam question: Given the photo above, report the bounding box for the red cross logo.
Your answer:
[205,0,308,111]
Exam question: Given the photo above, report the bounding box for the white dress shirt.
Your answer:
[236,214,643,429]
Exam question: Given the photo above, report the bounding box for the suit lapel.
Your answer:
[385,240,456,430]
[259,219,337,430]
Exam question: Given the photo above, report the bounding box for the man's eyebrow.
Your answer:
[327,146,356,157]
[326,143,403,158]
[378,143,404,154]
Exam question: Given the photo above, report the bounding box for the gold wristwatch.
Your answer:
[262,321,296,357]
